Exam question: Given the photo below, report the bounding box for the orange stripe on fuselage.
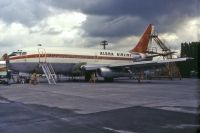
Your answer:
[9,54,132,61]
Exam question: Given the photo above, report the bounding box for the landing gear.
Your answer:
[85,72,91,82]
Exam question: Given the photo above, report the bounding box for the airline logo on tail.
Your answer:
[130,24,152,53]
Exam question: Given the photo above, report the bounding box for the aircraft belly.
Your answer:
[8,62,38,73]
[52,63,75,74]
[8,62,75,74]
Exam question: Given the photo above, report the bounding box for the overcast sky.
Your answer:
[0,0,199,55]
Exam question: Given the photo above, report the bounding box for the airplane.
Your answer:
[2,24,191,82]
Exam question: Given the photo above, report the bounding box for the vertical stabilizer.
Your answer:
[130,24,152,53]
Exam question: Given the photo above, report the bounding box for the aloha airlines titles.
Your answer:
[100,51,131,57]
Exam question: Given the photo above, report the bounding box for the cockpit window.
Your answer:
[9,51,27,57]
[9,52,18,56]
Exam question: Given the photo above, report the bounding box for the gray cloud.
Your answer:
[0,0,198,36]
[0,0,50,26]
[85,0,196,17]
[49,0,195,16]
[44,28,62,35]
[48,0,102,12]
[0,0,199,55]
[0,39,22,55]
[84,0,197,37]
[82,15,146,38]
[48,0,198,38]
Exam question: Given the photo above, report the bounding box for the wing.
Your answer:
[82,57,192,71]
[110,57,191,68]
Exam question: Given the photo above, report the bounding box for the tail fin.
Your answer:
[130,24,152,53]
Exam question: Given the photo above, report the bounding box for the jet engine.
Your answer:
[97,67,130,78]
[97,67,115,78]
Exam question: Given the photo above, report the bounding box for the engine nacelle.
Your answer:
[132,53,146,62]
[97,67,115,78]
[97,67,130,78]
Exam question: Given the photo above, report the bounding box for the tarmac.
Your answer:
[0,78,199,133]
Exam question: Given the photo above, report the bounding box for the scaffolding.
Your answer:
[148,27,181,80]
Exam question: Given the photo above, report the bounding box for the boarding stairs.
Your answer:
[38,48,57,84]
[40,63,57,84]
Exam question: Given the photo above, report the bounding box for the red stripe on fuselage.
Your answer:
[9,54,132,61]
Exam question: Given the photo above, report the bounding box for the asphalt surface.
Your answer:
[0,79,199,133]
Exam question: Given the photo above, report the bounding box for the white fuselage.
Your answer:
[8,47,146,74]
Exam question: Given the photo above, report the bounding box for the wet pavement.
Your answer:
[0,79,199,133]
